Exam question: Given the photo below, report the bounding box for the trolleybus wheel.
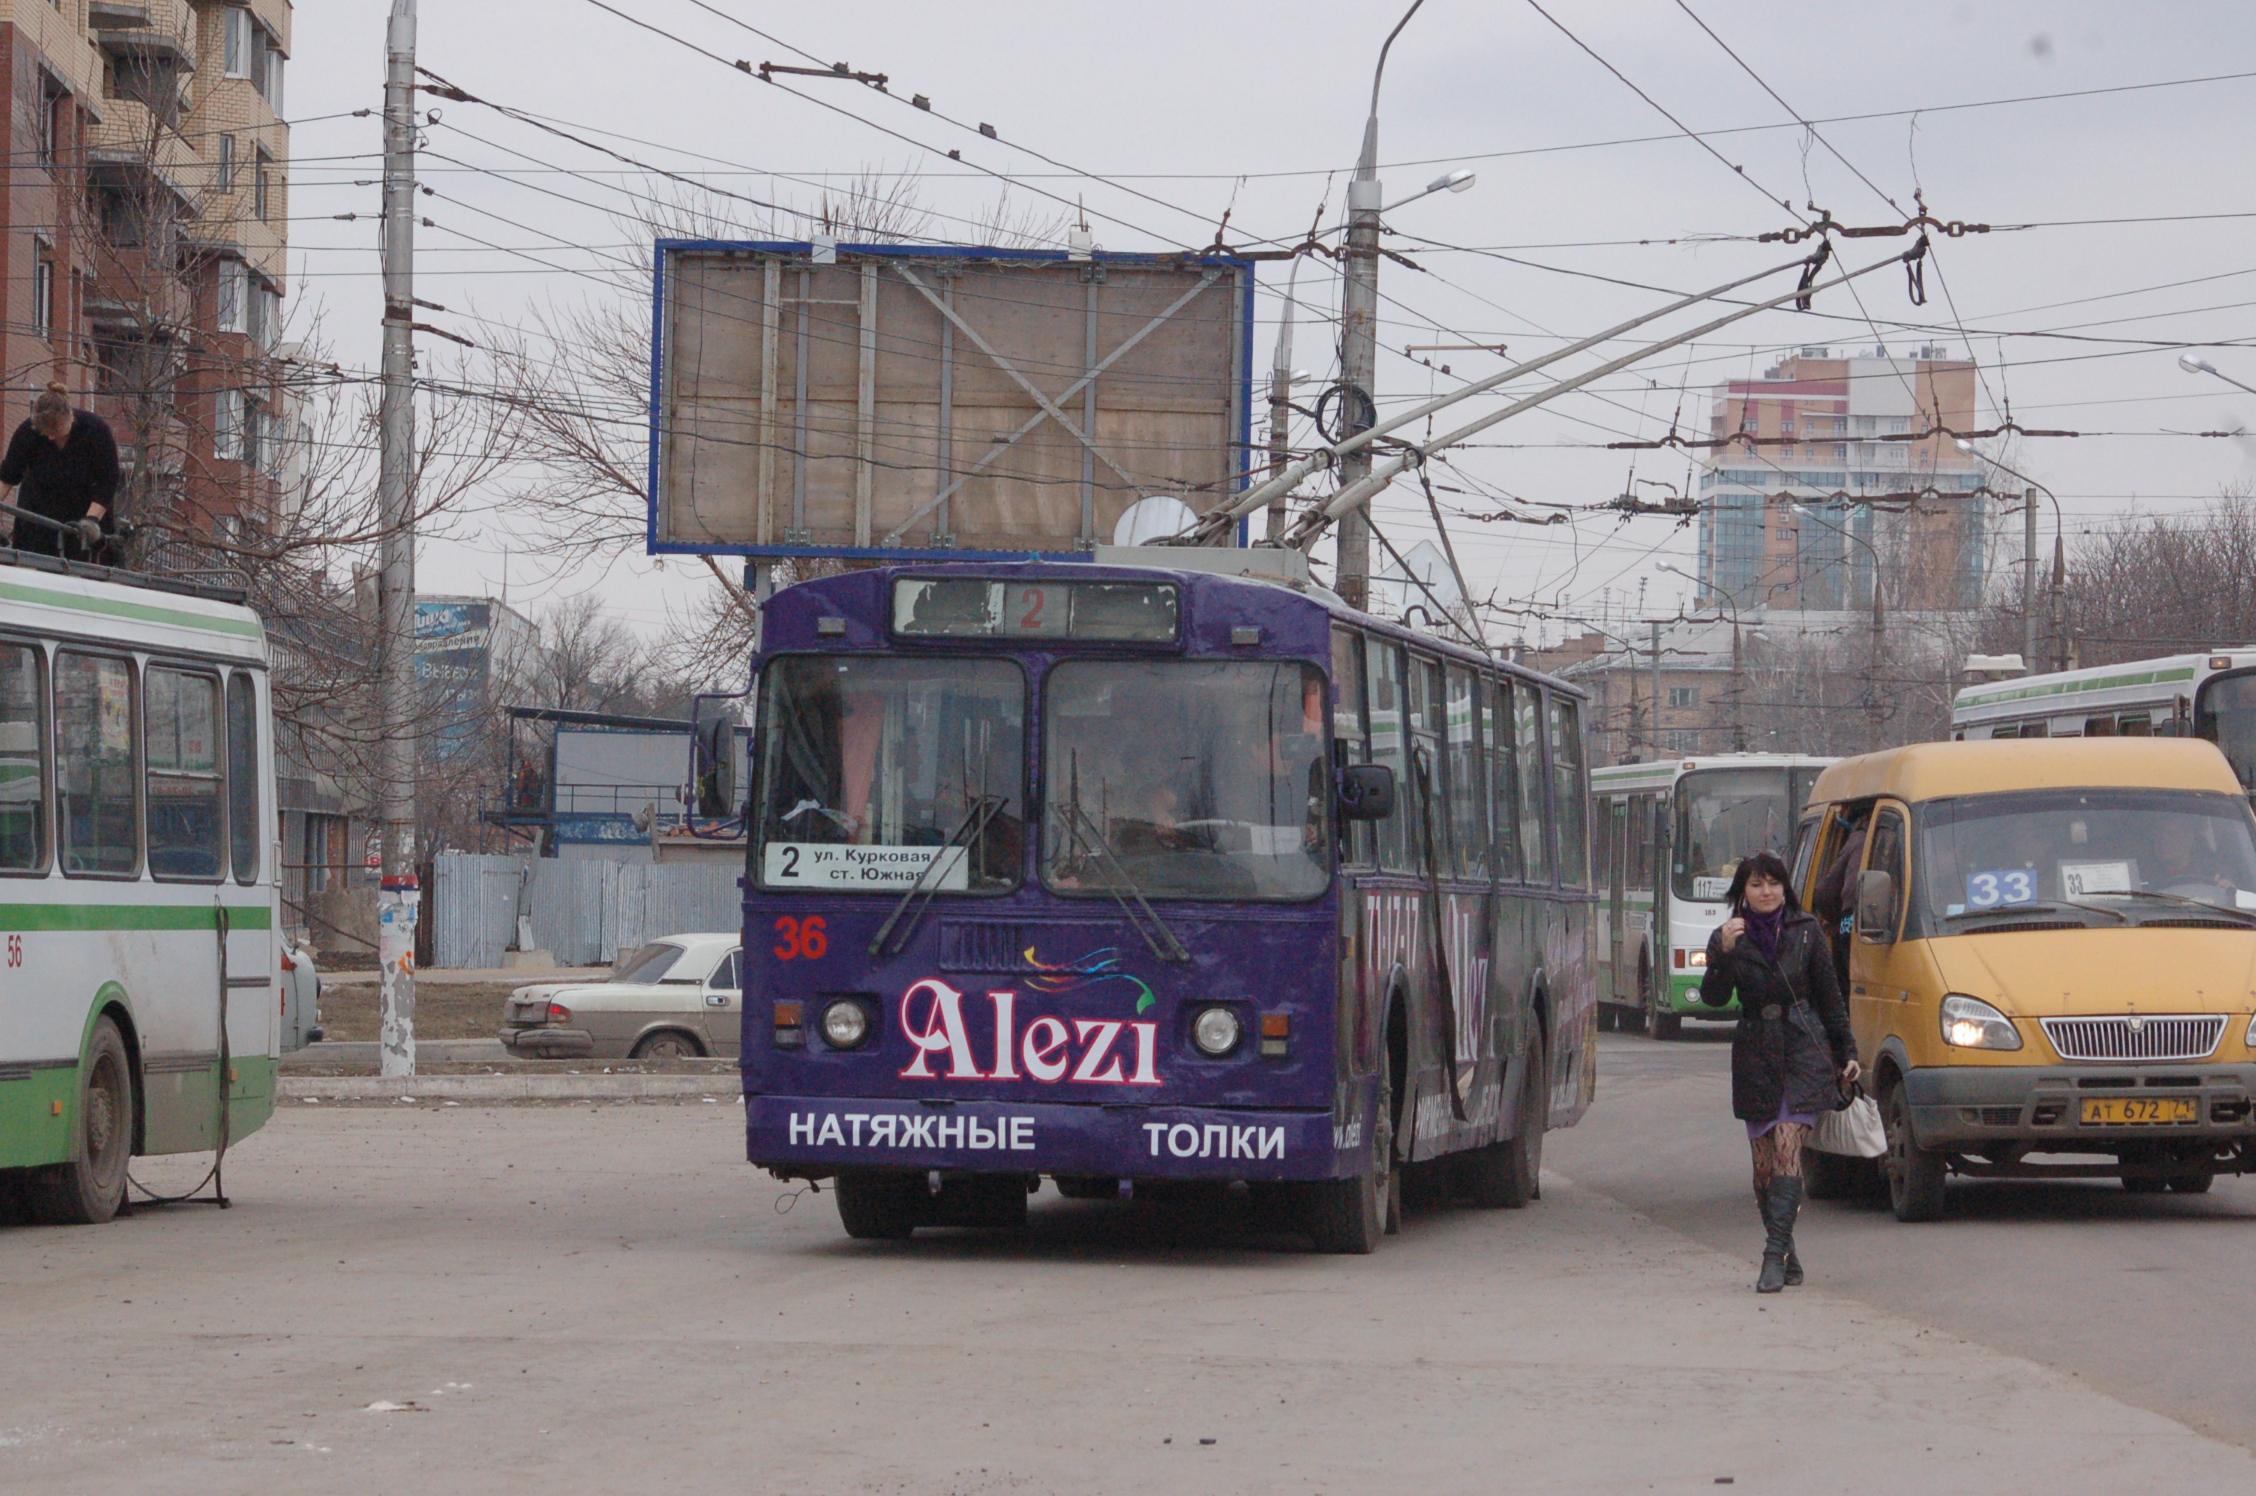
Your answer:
[1308,1053,1394,1254]
[1467,1030,1546,1209]
[1052,1175,1117,1200]
[32,1016,134,1226]
[833,1171,919,1240]
[2119,1173,2168,1194]
[2167,1172,2214,1194]
[1881,1077,1947,1223]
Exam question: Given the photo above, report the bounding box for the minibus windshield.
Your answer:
[1916,787,2256,924]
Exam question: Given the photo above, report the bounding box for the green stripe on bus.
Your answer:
[0,903,271,931]
[1958,664,2198,710]
[0,579,263,640]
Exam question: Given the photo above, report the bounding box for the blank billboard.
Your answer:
[649,242,1252,560]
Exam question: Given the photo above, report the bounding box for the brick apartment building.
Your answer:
[3,0,292,549]
[1696,345,1987,614]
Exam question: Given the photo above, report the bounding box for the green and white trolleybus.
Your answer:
[1588,754,1835,1037]
[1951,651,2256,801]
[1,555,291,1224]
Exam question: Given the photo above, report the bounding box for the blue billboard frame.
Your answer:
[646,240,1257,562]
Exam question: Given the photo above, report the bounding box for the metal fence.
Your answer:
[431,853,743,968]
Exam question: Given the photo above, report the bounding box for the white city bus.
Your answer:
[1,556,292,1224]
[1589,753,1836,1038]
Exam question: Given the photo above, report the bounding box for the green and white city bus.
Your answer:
[1952,651,2256,800]
[1588,753,1835,1038]
[1,556,288,1224]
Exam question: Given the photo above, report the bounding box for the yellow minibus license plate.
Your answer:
[2080,1097,2197,1125]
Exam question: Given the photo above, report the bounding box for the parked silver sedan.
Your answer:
[498,933,743,1060]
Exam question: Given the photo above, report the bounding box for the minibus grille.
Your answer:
[2039,1015,2225,1063]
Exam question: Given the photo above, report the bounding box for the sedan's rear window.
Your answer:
[613,942,683,984]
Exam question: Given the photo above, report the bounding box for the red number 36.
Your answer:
[772,915,827,961]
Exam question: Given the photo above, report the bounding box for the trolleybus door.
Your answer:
[1605,799,1630,1004]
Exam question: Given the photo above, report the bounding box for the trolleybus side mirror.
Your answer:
[1855,869,1897,943]
[690,693,744,820]
[1337,763,1396,822]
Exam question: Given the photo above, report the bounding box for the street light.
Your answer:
[2180,351,2256,399]
[1955,438,2066,672]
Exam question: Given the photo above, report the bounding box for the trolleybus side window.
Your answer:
[755,655,1025,894]
[1331,627,1372,868]
[1628,790,1659,895]
[1042,659,1329,902]
[145,666,225,881]
[1445,664,1487,880]
[1407,655,1447,875]
[1365,638,1410,872]
[1594,795,1619,890]
[1513,681,1551,886]
[55,651,139,877]
[1486,675,1523,882]
[1550,695,1589,888]
[226,672,261,883]
[0,642,47,873]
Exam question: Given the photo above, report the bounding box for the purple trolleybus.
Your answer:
[736,557,1596,1252]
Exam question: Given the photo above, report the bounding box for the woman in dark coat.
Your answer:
[0,383,119,561]
[1699,850,1861,1293]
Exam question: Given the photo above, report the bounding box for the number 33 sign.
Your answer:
[1965,869,2035,909]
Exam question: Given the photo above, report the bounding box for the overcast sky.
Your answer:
[288,1,2256,652]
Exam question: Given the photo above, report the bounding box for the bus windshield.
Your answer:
[1673,767,1796,902]
[1915,787,2256,921]
[755,656,1025,893]
[1042,659,1329,901]
[2196,671,2256,799]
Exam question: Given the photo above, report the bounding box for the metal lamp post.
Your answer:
[1956,440,2066,672]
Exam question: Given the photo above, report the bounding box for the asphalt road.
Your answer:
[4,1053,2253,1494]
[1552,1021,2256,1446]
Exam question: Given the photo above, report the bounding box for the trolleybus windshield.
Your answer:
[1672,767,1797,902]
[755,656,1025,893]
[1042,659,1329,902]
[2195,672,2256,799]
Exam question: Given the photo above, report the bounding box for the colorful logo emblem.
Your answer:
[1024,946,1157,1013]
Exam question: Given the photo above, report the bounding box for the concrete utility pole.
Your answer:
[1335,1,1426,608]
[2023,486,2039,669]
[1267,265,1299,543]
[376,0,419,1077]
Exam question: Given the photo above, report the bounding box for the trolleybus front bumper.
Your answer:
[1665,975,1736,1017]
[748,1094,1347,1182]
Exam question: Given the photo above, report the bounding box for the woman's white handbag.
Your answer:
[1813,1086,1887,1158]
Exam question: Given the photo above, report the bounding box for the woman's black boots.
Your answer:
[1756,1176,1805,1293]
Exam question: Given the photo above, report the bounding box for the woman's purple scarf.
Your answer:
[1744,903,1786,964]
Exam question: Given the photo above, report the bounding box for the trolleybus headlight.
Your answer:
[1192,1006,1242,1057]
[821,999,871,1050]
[1685,949,1707,969]
[1940,994,2022,1051]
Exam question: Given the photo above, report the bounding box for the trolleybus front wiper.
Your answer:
[1063,800,1192,966]
[868,795,1009,959]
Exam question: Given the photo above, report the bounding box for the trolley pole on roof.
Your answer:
[375,0,419,1077]
[1335,2,1427,609]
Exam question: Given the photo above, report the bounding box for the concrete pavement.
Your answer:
[5,1093,2251,1493]
[1551,1026,2256,1448]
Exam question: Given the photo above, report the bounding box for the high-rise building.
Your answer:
[1695,346,1987,613]
[2,1,292,546]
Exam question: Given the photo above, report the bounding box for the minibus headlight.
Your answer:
[1941,994,2022,1051]
[2246,1013,2256,1048]
[821,999,871,1050]
[1192,1007,1242,1057]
